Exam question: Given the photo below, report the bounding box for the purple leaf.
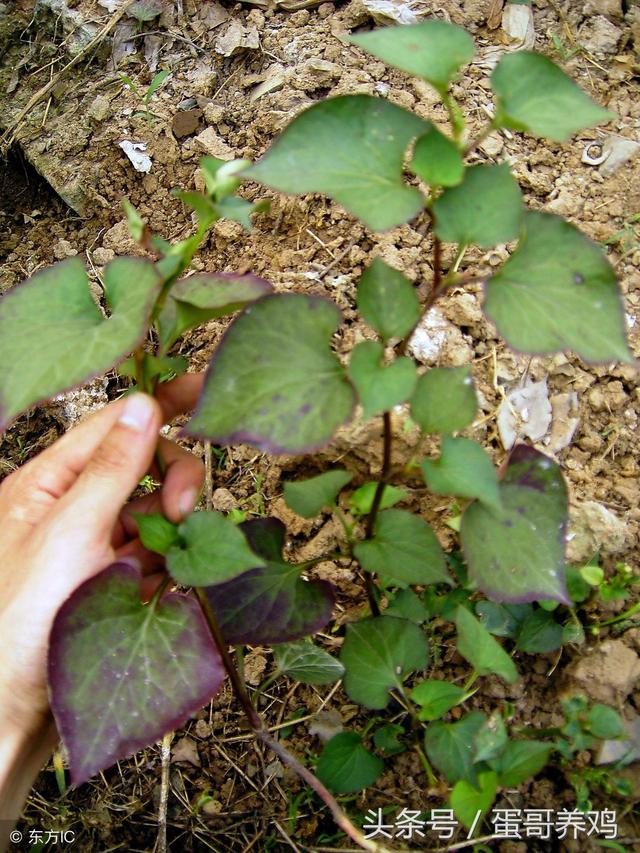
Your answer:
[49,563,223,785]
[206,518,335,644]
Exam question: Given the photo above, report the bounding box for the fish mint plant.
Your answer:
[0,19,633,847]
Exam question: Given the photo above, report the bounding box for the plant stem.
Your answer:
[194,587,262,730]
[415,742,438,788]
[361,411,393,618]
[194,589,396,853]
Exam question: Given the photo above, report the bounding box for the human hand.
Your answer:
[0,374,205,741]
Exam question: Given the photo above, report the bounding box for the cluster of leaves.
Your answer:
[0,17,633,835]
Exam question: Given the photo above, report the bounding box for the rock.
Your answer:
[566,501,631,562]
[87,94,111,122]
[171,736,201,767]
[215,20,259,57]
[599,135,640,177]
[479,132,504,158]
[578,15,622,54]
[250,64,288,101]
[102,219,147,256]
[194,127,234,159]
[92,247,115,266]
[583,0,623,20]
[546,392,580,454]
[308,708,344,742]
[564,639,640,705]
[547,187,583,216]
[203,102,226,124]
[360,0,419,25]
[53,238,78,260]
[244,648,267,686]
[407,308,474,366]
[171,109,203,139]
[597,710,640,764]
[497,379,552,450]
[211,488,238,513]
[52,379,109,428]
[502,2,535,49]
[296,58,342,93]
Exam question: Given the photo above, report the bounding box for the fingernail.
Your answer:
[178,487,199,518]
[119,394,154,432]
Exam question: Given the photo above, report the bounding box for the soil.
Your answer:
[1,0,640,851]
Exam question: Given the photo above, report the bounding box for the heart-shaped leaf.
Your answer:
[411,680,466,722]
[456,606,519,684]
[349,21,475,92]
[422,436,501,512]
[354,509,450,588]
[491,51,614,142]
[166,511,264,587]
[348,482,407,517]
[205,518,335,644]
[484,211,632,363]
[340,615,429,709]
[410,366,477,434]
[450,771,498,829]
[49,562,223,785]
[424,711,487,786]
[489,740,551,787]
[461,445,570,605]
[0,257,161,430]
[514,608,563,653]
[283,470,353,518]
[356,258,420,342]
[274,640,345,684]
[348,341,417,420]
[186,293,355,454]
[410,124,465,188]
[157,272,273,353]
[135,513,181,555]
[433,163,523,249]
[316,732,383,794]
[244,95,427,231]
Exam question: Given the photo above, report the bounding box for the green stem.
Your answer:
[442,91,466,145]
[599,599,640,627]
[415,742,438,788]
[463,670,479,692]
[332,504,354,545]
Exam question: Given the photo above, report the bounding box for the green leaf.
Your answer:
[566,565,592,603]
[49,562,223,785]
[475,601,532,638]
[373,723,406,756]
[349,21,474,92]
[587,704,625,740]
[422,437,501,511]
[349,482,406,517]
[244,95,427,231]
[410,124,465,187]
[356,258,420,342]
[135,513,181,555]
[316,732,383,794]
[450,771,498,830]
[284,470,352,518]
[489,740,551,787]
[411,680,466,722]
[274,640,345,685]
[166,511,264,587]
[474,713,508,763]
[461,445,570,605]
[118,353,188,384]
[515,608,563,653]
[354,509,450,588]
[186,294,355,454]
[409,366,477,434]
[433,163,523,249]
[424,711,487,786]
[456,606,518,684]
[340,615,429,709]
[0,257,161,431]
[491,51,614,142]
[348,341,417,420]
[145,69,170,102]
[385,588,429,624]
[484,211,632,363]
[122,199,145,241]
[157,272,272,353]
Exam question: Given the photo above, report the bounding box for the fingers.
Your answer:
[51,395,162,539]
[155,373,204,422]
[155,436,204,523]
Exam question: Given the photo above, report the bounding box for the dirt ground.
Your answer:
[1,0,640,850]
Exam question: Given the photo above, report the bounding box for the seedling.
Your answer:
[119,69,170,124]
[0,20,632,847]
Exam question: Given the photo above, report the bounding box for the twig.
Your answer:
[204,441,213,510]
[155,731,173,853]
[1,0,137,152]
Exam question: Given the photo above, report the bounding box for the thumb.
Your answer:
[52,394,162,539]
